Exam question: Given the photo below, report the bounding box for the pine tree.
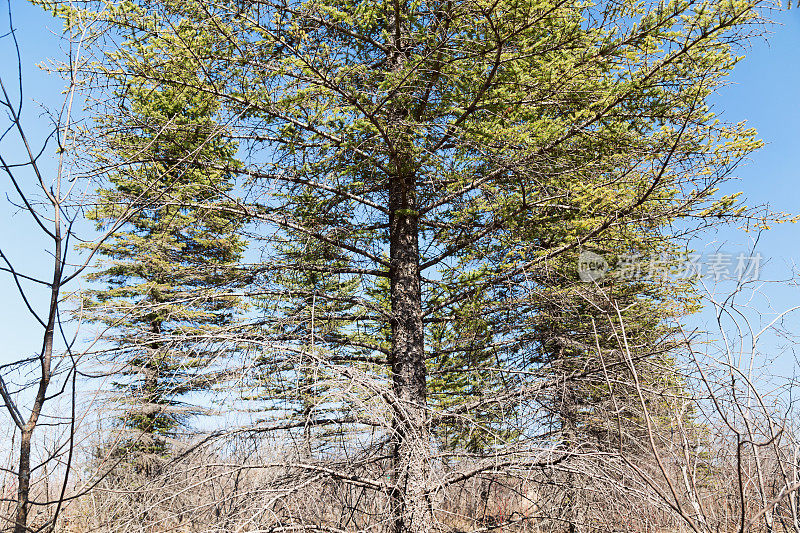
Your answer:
[255,185,362,456]
[61,0,765,530]
[82,12,245,458]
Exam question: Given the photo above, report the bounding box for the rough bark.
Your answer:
[15,429,33,533]
[388,168,431,533]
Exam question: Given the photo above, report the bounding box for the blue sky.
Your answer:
[0,2,72,368]
[695,9,800,380]
[1,3,799,373]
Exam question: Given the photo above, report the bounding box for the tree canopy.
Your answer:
[37,0,771,530]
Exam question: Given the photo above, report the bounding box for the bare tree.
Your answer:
[56,284,800,533]
[0,5,142,530]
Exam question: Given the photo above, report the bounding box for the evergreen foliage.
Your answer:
[49,0,767,529]
[82,12,246,455]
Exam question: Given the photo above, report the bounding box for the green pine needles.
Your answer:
[82,13,246,458]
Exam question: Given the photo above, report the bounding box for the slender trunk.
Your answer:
[15,294,58,532]
[388,169,430,533]
[15,430,32,533]
[14,216,60,533]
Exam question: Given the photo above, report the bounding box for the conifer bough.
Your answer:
[47,0,768,531]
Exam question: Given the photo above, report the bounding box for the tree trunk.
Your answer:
[388,169,430,533]
[14,429,32,533]
[14,220,59,533]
